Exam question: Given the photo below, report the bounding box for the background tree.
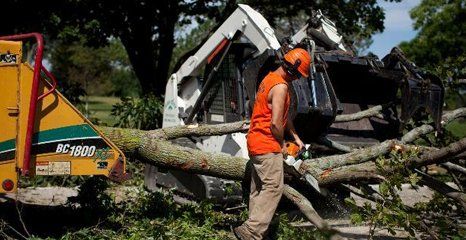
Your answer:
[50,38,140,97]
[1,0,226,96]
[399,0,465,72]
[2,0,403,97]
[399,0,466,109]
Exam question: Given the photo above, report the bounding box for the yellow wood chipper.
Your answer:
[0,33,128,194]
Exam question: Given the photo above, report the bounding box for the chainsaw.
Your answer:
[284,141,322,193]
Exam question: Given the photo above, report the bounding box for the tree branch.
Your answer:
[283,185,345,240]
[100,120,249,143]
[300,140,399,174]
[283,185,330,230]
[317,137,466,186]
[401,107,466,143]
[416,169,466,211]
[334,105,384,122]
[318,136,353,153]
[441,162,466,175]
[161,121,250,140]
[341,184,383,203]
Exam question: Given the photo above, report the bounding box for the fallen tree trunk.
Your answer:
[99,128,248,180]
[97,107,466,231]
[99,110,466,187]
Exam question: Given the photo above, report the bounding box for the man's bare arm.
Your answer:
[286,119,305,149]
[269,84,288,146]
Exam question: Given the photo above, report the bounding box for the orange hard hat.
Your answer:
[284,48,311,78]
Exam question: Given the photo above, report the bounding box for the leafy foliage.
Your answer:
[111,94,164,130]
[13,176,328,240]
[242,0,402,47]
[346,148,466,239]
[2,0,402,96]
[49,38,141,98]
[399,0,465,74]
[1,0,228,96]
[399,0,466,110]
[67,177,114,216]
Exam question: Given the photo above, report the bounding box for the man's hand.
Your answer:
[286,118,305,150]
[295,137,305,150]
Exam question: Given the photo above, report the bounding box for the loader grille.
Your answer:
[204,54,241,123]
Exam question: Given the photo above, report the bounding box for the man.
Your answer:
[234,48,311,240]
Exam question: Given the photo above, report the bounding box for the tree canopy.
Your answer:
[50,38,140,98]
[399,0,465,77]
[2,0,401,96]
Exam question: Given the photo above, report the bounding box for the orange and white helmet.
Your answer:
[283,48,312,78]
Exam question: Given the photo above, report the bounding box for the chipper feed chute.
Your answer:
[0,33,127,194]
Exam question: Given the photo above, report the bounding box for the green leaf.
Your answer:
[350,213,364,224]
[379,181,390,196]
[409,173,420,186]
[344,197,357,206]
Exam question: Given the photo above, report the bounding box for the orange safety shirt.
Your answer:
[247,72,290,156]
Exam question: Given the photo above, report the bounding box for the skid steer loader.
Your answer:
[0,33,128,194]
[145,4,444,202]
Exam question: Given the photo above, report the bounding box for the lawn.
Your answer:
[80,95,121,126]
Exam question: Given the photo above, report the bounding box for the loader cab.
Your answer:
[199,43,253,124]
[196,41,342,142]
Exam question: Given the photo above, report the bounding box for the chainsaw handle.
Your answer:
[38,66,57,100]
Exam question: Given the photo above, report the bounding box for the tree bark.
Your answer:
[96,107,466,228]
[401,108,466,143]
[334,105,384,122]
[153,2,178,96]
[98,107,466,186]
[283,185,343,235]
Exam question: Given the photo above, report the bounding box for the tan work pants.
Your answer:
[243,152,284,240]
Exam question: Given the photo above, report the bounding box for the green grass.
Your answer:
[445,119,466,139]
[80,95,121,126]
